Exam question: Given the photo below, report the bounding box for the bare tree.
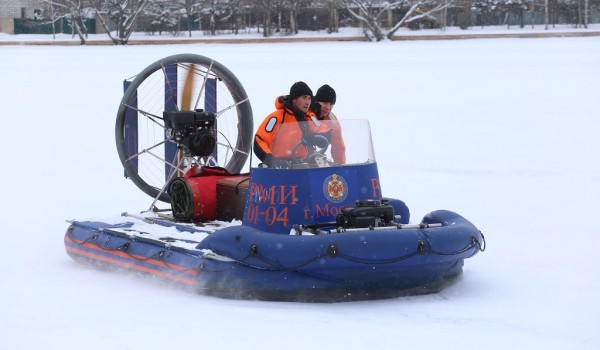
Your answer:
[249,0,309,36]
[199,0,219,35]
[89,0,150,44]
[340,0,453,41]
[287,0,311,34]
[341,0,388,40]
[42,0,92,44]
[454,0,472,29]
[325,0,340,33]
[253,0,274,37]
[197,0,247,35]
[272,0,285,33]
[223,0,248,34]
[584,0,588,28]
[386,1,453,37]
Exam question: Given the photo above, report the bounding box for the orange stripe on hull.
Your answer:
[65,237,199,286]
[64,235,199,275]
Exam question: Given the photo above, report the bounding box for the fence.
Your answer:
[14,18,96,35]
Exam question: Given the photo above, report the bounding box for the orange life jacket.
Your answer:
[317,112,346,164]
[254,96,330,163]
[308,99,347,164]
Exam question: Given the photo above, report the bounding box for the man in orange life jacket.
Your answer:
[254,81,331,168]
[311,84,346,164]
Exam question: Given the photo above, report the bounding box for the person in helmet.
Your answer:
[311,84,346,164]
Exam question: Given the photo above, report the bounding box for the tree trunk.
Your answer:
[276,10,281,33]
[578,0,582,28]
[290,7,298,34]
[210,13,216,35]
[73,21,86,44]
[50,2,56,39]
[584,0,588,28]
[519,9,524,28]
[442,2,448,31]
[234,13,239,35]
[263,9,271,37]
[328,6,338,33]
[544,0,548,29]
[457,0,472,29]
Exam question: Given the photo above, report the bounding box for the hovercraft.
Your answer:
[64,54,485,302]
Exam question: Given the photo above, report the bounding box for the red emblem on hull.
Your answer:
[323,174,348,203]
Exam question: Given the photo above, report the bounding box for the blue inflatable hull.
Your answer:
[64,209,484,302]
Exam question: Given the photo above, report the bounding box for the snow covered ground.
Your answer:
[1,34,599,349]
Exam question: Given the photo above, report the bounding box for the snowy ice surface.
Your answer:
[1,31,599,350]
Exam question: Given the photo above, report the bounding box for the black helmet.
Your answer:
[315,84,336,104]
[289,81,313,100]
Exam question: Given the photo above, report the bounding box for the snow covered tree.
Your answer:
[249,0,312,36]
[272,0,287,33]
[340,0,454,41]
[253,0,274,37]
[41,0,94,44]
[471,0,497,28]
[89,0,150,44]
[175,0,203,37]
[286,0,311,34]
[220,0,248,34]
[196,0,239,35]
[144,0,180,35]
[557,0,600,28]
[472,0,528,28]
[324,0,340,33]
[185,0,248,35]
[495,0,529,28]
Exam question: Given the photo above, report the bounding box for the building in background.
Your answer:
[1,0,42,34]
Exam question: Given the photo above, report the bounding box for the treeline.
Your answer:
[38,0,599,44]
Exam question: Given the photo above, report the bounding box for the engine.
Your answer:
[163,109,217,157]
[335,199,395,229]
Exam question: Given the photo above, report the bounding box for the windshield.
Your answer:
[264,119,375,168]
